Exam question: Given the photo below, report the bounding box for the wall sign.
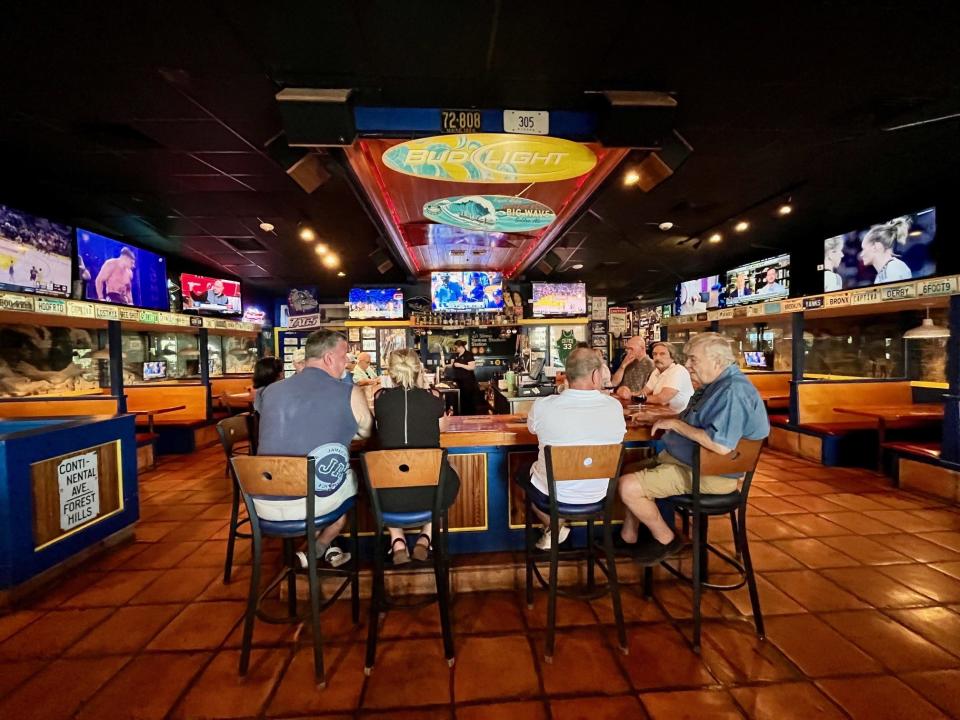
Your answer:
[1,293,35,312]
[382,134,597,183]
[57,451,100,531]
[803,296,824,310]
[917,276,958,297]
[781,298,804,313]
[503,109,549,135]
[287,313,322,330]
[422,194,556,232]
[880,282,916,302]
[94,305,120,321]
[36,297,66,315]
[590,297,608,321]
[825,293,851,308]
[849,288,882,305]
[608,307,628,337]
[118,307,141,322]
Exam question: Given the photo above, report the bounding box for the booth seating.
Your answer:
[211,376,253,417]
[767,380,937,466]
[0,394,120,418]
[124,385,214,454]
[882,440,959,502]
[745,371,791,415]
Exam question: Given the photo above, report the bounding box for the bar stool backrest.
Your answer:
[217,414,250,458]
[544,444,625,483]
[693,437,764,498]
[362,448,444,490]
[231,455,317,533]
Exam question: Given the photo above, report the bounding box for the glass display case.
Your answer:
[221,334,259,375]
[121,331,201,384]
[0,322,106,397]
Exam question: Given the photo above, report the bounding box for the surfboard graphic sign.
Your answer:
[382,134,596,183]
[423,195,556,233]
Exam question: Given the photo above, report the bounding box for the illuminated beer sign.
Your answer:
[423,194,556,232]
[382,134,597,183]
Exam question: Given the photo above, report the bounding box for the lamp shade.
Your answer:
[903,317,949,340]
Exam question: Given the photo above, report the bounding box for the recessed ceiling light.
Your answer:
[658,221,674,231]
[571,263,583,270]
[734,220,749,232]
[337,271,346,277]
[322,253,339,268]
[258,221,274,232]
[777,204,792,216]
[314,244,329,256]
[623,170,640,187]
[299,227,316,241]
[708,233,723,244]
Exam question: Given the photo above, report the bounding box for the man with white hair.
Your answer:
[612,336,655,401]
[618,333,769,563]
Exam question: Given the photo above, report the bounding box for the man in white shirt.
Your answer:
[352,352,380,387]
[519,348,627,549]
[637,342,694,413]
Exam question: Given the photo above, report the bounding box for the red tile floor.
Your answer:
[2,446,960,719]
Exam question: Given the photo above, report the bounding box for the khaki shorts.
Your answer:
[625,451,738,499]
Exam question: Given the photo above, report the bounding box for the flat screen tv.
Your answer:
[143,361,166,380]
[674,275,723,316]
[348,287,404,319]
[179,273,242,316]
[724,253,791,306]
[743,351,767,369]
[0,203,72,297]
[821,207,936,292]
[532,282,587,317]
[431,271,504,312]
[78,229,168,310]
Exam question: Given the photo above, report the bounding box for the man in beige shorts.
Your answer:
[618,333,769,563]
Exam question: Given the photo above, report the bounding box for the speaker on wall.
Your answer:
[276,88,356,147]
[369,248,394,275]
[264,133,331,194]
[592,90,678,149]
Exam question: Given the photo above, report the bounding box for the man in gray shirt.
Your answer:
[258,330,373,566]
[612,336,655,400]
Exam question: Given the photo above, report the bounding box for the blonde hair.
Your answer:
[863,216,910,252]
[387,348,423,389]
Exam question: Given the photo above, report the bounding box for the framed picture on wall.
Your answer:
[361,339,376,351]
[348,328,361,342]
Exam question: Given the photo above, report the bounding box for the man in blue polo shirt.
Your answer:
[618,333,769,563]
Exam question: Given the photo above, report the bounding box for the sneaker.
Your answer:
[295,543,352,569]
[535,524,571,550]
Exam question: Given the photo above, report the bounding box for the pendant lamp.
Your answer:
[903,307,949,340]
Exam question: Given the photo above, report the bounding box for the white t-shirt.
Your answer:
[527,389,626,504]
[645,363,694,413]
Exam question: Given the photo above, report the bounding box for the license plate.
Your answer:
[440,109,481,134]
[503,109,549,135]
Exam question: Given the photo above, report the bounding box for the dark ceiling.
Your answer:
[1,2,958,304]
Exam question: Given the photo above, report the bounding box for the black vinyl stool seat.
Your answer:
[217,414,255,583]
[231,455,360,686]
[521,444,628,663]
[361,448,455,675]
[660,438,765,652]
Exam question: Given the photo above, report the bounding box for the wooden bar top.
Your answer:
[439,406,676,448]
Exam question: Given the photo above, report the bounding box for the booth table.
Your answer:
[833,404,945,470]
[129,404,187,433]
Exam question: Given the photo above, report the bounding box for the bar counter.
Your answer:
[375,405,677,553]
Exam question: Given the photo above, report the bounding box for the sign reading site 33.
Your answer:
[423,195,556,232]
[382,134,597,183]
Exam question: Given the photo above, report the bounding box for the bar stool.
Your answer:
[216,414,253,583]
[230,455,360,685]
[360,448,454,674]
[660,438,765,652]
[521,444,627,662]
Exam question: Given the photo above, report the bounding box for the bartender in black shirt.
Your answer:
[449,339,479,415]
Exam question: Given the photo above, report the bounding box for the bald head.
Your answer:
[625,336,647,356]
[357,352,371,368]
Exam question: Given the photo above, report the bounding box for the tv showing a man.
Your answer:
[94,247,136,305]
[206,279,229,306]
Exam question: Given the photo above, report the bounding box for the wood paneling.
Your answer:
[746,372,791,394]
[899,458,959,502]
[797,381,912,424]
[798,434,823,462]
[232,456,310,497]
[0,397,119,417]
[125,385,207,423]
[211,377,252,401]
[768,427,799,455]
[447,453,487,530]
[31,441,122,548]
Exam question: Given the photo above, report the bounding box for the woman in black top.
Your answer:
[374,349,461,564]
[449,338,479,415]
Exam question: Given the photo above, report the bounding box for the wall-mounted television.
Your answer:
[78,229,168,310]
[348,287,404,319]
[180,273,242,316]
[743,351,767,369]
[820,207,936,293]
[724,254,790,306]
[143,361,167,380]
[431,271,504,312]
[532,282,587,317]
[674,275,723,316]
[0,203,72,297]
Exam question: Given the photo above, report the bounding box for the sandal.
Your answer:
[390,537,410,565]
[412,533,432,562]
